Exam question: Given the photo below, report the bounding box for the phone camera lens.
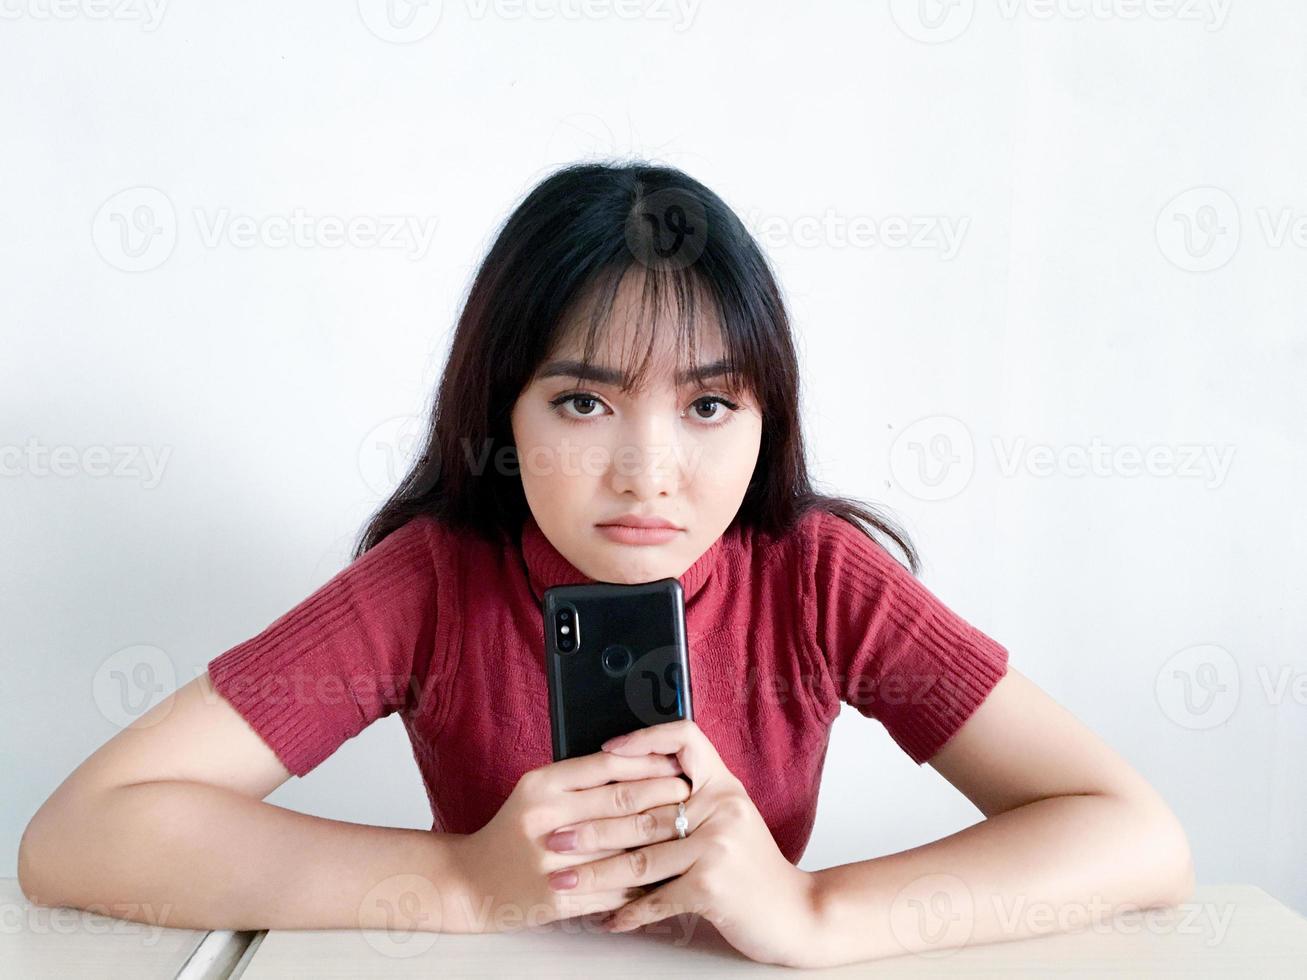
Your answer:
[556,606,578,653]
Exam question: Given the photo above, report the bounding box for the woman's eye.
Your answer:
[689,396,739,424]
[549,392,740,424]
[551,393,609,419]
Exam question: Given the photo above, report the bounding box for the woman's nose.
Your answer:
[607,420,683,496]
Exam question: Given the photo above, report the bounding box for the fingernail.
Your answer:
[601,734,630,750]
[549,869,578,890]
[546,829,577,851]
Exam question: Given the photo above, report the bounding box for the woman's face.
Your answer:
[510,279,762,585]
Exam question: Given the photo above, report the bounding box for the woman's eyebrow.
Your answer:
[537,358,733,386]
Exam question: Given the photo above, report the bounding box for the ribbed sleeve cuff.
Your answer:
[207,639,338,778]
[887,622,1009,765]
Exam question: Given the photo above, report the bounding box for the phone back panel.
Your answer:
[542,578,693,761]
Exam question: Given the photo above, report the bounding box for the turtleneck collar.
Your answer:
[519,512,730,606]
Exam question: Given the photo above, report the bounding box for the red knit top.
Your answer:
[206,509,1009,864]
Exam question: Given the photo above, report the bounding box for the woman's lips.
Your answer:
[595,524,683,545]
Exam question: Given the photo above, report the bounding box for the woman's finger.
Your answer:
[547,835,699,894]
[600,719,722,786]
[546,792,699,853]
[551,774,691,834]
[602,873,704,933]
[544,748,681,791]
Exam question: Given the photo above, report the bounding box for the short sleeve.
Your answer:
[804,511,1009,765]
[206,515,444,777]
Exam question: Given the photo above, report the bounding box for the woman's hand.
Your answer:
[446,750,691,932]
[543,719,826,968]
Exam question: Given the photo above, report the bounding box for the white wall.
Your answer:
[4,0,1303,920]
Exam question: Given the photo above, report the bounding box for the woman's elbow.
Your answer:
[1140,800,1195,909]
[16,816,50,905]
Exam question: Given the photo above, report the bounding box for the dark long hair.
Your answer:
[354,161,919,574]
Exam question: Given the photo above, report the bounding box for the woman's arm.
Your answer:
[17,672,470,933]
[806,666,1195,963]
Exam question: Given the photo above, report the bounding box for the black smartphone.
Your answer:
[542,578,694,761]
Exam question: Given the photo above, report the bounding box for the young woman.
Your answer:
[19,162,1193,968]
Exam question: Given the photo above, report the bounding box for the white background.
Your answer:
[3,0,1304,924]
